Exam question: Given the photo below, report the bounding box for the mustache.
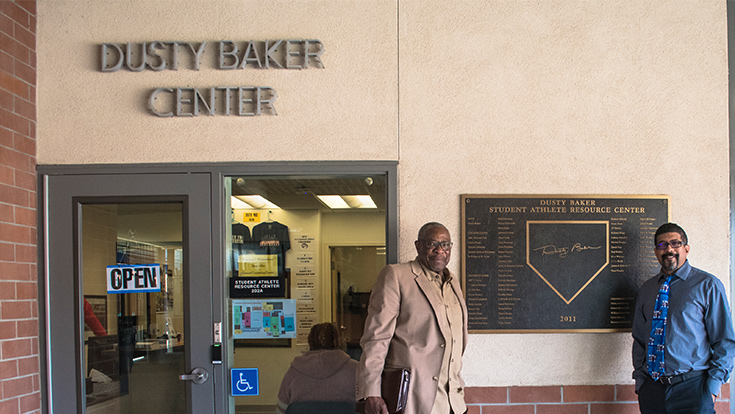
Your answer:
[663,252,679,259]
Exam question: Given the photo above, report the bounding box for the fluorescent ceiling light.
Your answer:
[232,195,280,209]
[317,195,377,209]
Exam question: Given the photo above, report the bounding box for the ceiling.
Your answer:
[230,175,386,212]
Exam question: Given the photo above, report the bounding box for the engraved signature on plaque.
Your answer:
[534,243,602,258]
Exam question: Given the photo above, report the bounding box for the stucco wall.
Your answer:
[38,0,730,388]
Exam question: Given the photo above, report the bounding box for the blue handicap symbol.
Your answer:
[231,368,259,396]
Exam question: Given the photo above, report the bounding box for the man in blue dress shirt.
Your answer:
[632,222,735,413]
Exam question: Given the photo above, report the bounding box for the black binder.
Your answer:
[356,368,410,414]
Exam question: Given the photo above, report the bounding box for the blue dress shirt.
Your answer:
[632,261,735,396]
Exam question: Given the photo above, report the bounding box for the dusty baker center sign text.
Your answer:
[100,40,325,117]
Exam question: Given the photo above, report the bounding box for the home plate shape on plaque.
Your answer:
[526,221,609,305]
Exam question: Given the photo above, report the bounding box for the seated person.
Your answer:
[276,322,358,414]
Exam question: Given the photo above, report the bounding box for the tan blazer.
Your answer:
[357,260,468,414]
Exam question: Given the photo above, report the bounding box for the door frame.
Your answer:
[38,161,398,414]
[39,172,214,413]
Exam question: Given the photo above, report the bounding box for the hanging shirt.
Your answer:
[231,222,251,276]
[252,221,291,275]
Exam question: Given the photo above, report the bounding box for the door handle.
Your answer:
[179,367,209,385]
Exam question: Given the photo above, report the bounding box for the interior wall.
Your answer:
[37,0,731,388]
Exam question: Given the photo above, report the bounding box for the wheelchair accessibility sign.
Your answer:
[231,368,259,396]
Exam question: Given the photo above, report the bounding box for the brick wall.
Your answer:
[465,384,730,413]
[0,1,39,414]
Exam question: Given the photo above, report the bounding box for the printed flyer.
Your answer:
[232,299,297,339]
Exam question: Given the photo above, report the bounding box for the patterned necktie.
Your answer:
[647,275,673,380]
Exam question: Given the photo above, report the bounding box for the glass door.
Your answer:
[43,173,215,413]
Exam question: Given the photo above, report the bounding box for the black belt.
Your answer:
[656,370,706,385]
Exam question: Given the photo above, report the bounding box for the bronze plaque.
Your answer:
[461,195,669,333]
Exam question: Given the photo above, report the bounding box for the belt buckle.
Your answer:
[658,375,674,385]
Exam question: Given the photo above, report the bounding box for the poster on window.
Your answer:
[232,299,297,339]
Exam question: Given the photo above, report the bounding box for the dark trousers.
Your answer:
[638,372,715,414]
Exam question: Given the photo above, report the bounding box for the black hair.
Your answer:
[654,222,688,246]
[307,322,341,350]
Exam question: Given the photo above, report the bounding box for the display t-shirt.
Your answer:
[231,222,252,276]
[252,221,290,275]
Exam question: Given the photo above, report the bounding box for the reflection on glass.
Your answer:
[82,204,185,414]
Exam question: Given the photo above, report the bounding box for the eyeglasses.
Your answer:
[422,240,453,251]
[656,240,685,250]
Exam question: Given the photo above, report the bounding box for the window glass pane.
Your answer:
[82,203,186,414]
[224,175,386,413]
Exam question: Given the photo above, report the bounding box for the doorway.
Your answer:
[330,245,385,361]
[42,173,214,413]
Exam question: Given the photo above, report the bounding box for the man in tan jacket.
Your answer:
[357,222,468,414]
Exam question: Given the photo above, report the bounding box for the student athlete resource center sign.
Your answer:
[461,195,669,333]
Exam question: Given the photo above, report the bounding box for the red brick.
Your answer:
[0,223,32,245]
[0,147,31,172]
[15,282,34,300]
[615,384,636,401]
[466,405,481,414]
[1,338,32,359]
[0,359,18,379]
[16,0,36,16]
[510,386,561,403]
[465,386,507,404]
[15,319,36,338]
[715,401,730,413]
[0,12,12,36]
[13,134,34,157]
[0,108,29,136]
[30,337,36,355]
[0,261,31,280]
[0,185,29,207]
[0,398,18,414]
[19,392,39,412]
[0,1,30,28]
[0,127,11,147]
[0,88,11,111]
[0,242,13,261]
[2,375,33,398]
[0,319,17,340]
[16,356,36,376]
[590,402,640,414]
[13,96,34,122]
[1,300,31,319]
[0,54,11,78]
[14,207,34,226]
[0,165,12,185]
[480,405,534,414]
[537,404,588,414]
[14,244,33,263]
[12,64,34,95]
[27,85,34,107]
[564,385,615,402]
[0,71,29,102]
[0,281,15,300]
[12,23,33,51]
[721,383,730,397]
[0,203,13,223]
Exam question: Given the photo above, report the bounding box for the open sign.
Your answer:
[107,264,162,294]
